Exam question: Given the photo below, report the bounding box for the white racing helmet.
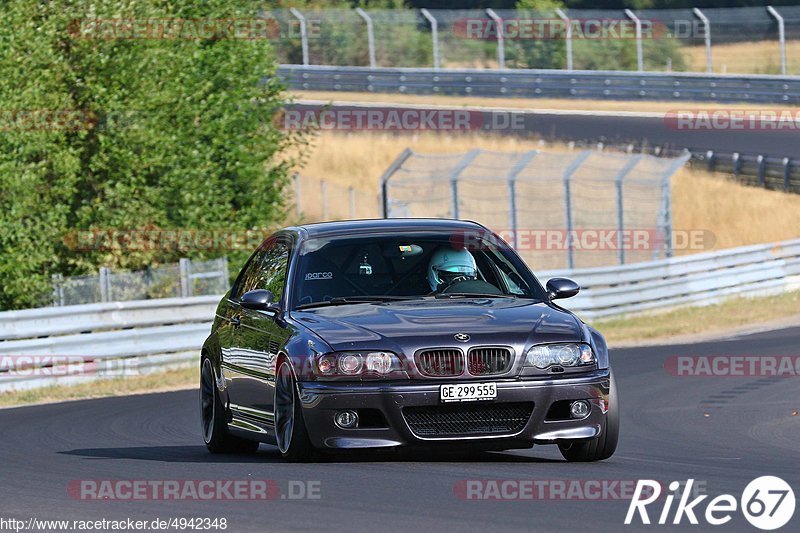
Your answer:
[427,248,478,291]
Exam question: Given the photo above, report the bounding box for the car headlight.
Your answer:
[525,343,595,369]
[315,351,403,378]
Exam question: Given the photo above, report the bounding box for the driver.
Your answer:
[427,248,479,292]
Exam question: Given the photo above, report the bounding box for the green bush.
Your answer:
[0,1,301,310]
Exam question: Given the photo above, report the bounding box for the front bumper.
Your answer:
[297,369,611,450]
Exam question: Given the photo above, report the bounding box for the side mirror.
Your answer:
[546,277,580,300]
[240,289,281,312]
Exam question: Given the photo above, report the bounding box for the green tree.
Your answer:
[0,1,300,310]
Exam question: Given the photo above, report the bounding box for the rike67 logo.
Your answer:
[626,477,795,530]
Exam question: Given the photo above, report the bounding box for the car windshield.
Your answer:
[291,230,545,309]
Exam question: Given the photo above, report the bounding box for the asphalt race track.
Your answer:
[290,101,800,159]
[2,326,799,532]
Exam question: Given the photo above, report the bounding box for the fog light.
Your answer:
[335,410,358,429]
[570,400,590,419]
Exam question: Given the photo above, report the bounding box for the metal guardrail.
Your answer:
[545,238,800,319]
[1,238,798,391]
[278,64,800,104]
[0,297,217,392]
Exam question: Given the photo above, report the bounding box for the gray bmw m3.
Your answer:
[200,218,618,462]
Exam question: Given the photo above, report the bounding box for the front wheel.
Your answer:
[200,357,259,454]
[274,359,315,462]
[558,370,619,462]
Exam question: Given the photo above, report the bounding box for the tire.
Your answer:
[558,370,619,462]
[274,359,315,462]
[200,357,260,454]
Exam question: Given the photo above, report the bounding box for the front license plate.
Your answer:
[440,382,497,403]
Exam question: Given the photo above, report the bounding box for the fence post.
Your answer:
[563,151,592,269]
[289,8,309,66]
[355,8,376,68]
[179,258,191,298]
[99,267,111,302]
[449,150,481,219]
[52,274,64,307]
[624,9,644,72]
[767,6,787,76]
[693,8,712,73]
[221,256,230,290]
[506,151,539,250]
[555,8,573,71]
[659,152,691,259]
[294,172,302,218]
[380,148,414,218]
[613,155,643,265]
[349,186,356,219]
[420,9,440,69]
[486,9,505,70]
[320,179,328,220]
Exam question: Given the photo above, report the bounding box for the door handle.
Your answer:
[230,315,241,327]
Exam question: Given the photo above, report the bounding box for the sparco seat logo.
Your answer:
[305,272,333,281]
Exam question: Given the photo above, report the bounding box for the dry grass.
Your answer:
[295,131,800,252]
[0,366,197,408]
[684,40,800,75]
[291,90,797,113]
[594,290,800,346]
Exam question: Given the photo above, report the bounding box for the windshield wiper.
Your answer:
[295,296,417,310]
[434,293,517,299]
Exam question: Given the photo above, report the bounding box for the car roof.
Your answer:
[287,218,486,238]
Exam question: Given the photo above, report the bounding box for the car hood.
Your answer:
[291,298,584,353]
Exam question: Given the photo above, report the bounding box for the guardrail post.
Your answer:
[563,151,592,269]
[355,8,376,68]
[613,155,643,265]
[757,155,766,187]
[783,157,791,191]
[625,9,644,72]
[706,150,716,172]
[449,150,481,219]
[349,186,356,219]
[732,152,741,177]
[767,6,787,76]
[693,8,712,73]
[289,8,309,66]
[380,148,413,218]
[555,8,573,71]
[506,151,539,250]
[420,9,440,69]
[486,8,505,70]
[179,258,192,298]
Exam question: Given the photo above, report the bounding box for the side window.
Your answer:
[254,241,290,301]
[231,250,265,300]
